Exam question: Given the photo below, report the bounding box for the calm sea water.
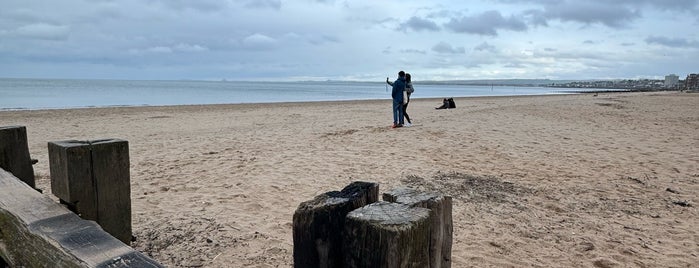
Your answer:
[0,78,583,110]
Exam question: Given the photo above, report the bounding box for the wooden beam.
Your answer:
[0,168,162,267]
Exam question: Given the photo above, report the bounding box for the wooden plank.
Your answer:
[0,126,35,188]
[343,201,431,268]
[292,181,379,268]
[384,187,453,268]
[0,168,162,267]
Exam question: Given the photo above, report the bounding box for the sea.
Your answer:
[0,78,591,110]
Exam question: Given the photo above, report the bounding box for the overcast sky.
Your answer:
[1,0,698,81]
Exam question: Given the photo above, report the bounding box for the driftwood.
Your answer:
[384,187,453,268]
[48,139,132,244]
[0,126,35,188]
[0,168,162,267]
[292,181,379,268]
[343,201,431,268]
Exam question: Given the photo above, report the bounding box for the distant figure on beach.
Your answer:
[436,98,456,109]
[386,71,406,128]
[403,73,414,126]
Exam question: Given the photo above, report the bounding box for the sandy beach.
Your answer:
[1,91,697,267]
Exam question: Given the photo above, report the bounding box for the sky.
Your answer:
[1,0,698,81]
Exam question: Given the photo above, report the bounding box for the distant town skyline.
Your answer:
[1,0,698,81]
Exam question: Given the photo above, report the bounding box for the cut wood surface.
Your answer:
[0,168,161,268]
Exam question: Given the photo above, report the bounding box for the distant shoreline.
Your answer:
[551,88,682,94]
[0,93,575,112]
[1,90,666,113]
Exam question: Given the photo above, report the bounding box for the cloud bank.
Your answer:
[0,0,696,80]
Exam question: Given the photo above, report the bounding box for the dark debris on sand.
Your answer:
[401,171,533,212]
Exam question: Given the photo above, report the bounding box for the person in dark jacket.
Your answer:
[387,71,405,128]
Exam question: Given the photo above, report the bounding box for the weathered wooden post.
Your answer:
[293,181,379,268]
[0,126,35,188]
[384,187,453,268]
[343,201,431,268]
[48,139,132,244]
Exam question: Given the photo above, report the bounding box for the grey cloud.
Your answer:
[611,0,698,11]
[244,0,282,10]
[541,2,640,28]
[309,35,340,45]
[645,36,699,48]
[2,0,696,81]
[127,43,207,55]
[242,33,278,50]
[173,43,208,52]
[496,0,697,11]
[400,16,440,32]
[283,33,339,45]
[140,46,172,54]
[535,49,607,61]
[505,63,527,68]
[401,49,427,54]
[522,9,548,27]
[382,46,392,55]
[474,42,497,52]
[2,8,45,24]
[12,23,70,40]
[444,10,527,36]
[146,0,229,12]
[497,0,697,29]
[432,42,465,54]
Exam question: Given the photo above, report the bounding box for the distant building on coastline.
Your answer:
[685,74,699,90]
[664,74,679,88]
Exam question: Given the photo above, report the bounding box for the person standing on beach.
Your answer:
[387,71,406,128]
[403,73,414,127]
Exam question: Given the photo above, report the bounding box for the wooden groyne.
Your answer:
[0,168,161,267]
[0,125,161,267]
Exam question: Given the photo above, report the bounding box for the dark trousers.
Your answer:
[403,100,411,123]
[392,99,404,124]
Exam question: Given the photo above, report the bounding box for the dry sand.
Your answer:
[1,91,697,267]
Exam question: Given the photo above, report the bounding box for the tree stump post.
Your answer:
[48,139,132,244]
[0,126,35,188]
[384,187,453,268]
[343,201,431,268]
[292,181,379,268]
